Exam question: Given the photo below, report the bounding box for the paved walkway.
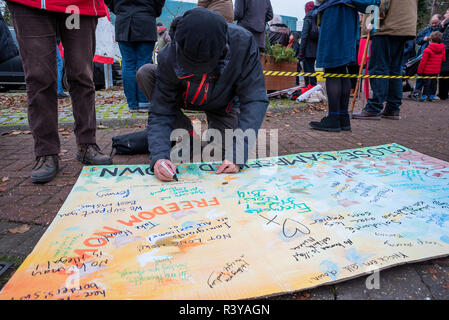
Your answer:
[0,90,448,300]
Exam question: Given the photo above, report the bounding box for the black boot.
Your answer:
[340,114,351,131]
[30,155,59,184]
[77,144,113,165]
[309,115,341,132]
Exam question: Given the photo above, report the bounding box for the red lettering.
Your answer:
[153,206,168,215]
[193,199,208,208]
[180,201,194,210]
[138,211,155,220]
[84,237,108,247]
[208,197,220,206]
[166,202,181,213]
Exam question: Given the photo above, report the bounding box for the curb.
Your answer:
[0,103,313,133]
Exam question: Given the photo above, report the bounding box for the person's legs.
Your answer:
[119,41,139,111]
[362,36,390,115]
[429,78,438,100]
[421,76,431,100]
[8,2,60,183]
[8,2,60,157]
[383,37,405,114]
[296,61,301,86]
[310,66,350,132]
[303,58,317,86]
[60,14,98,146]
[135,42,155,110]
[438,71,449,100]
[60,14,111,165]
[137,63,158,102]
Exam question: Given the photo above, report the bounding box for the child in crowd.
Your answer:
[417,31,446,102]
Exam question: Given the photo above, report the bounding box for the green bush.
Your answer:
[269,44,297,64]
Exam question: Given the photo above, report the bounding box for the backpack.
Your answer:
[110,130,149,156]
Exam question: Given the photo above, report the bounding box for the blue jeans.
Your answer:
[118,41,154,110]
[56,45,64,94]
[364,36,406,114]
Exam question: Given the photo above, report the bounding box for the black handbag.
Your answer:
[111,129,149,156]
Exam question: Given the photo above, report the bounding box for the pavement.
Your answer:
[0,87,448,300]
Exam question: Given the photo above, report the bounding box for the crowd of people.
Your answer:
[0,0,448,184]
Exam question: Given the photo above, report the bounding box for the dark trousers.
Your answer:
[364,35,406,114]
[8,1,98,157]
[137,64,239,158]
[303,57,317,86]
[438,71,449,100]
[422,75,438,97]
[325,66,351,115]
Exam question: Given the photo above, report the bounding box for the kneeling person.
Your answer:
[137,8,268,182]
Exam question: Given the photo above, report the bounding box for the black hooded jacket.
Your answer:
[148,9,268,169]
[105,0,165,42]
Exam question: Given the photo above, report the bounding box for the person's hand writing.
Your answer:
[215,159,240,174]
[154,159,177,181]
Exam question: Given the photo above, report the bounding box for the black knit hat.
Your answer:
[174,8,228,73]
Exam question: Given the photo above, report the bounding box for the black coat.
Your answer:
[105,0,165,42]
[234,0,273,33]
[442,20,449,73]
[0,13,18,63]
[299,11,319,59]
[148,24,268,168]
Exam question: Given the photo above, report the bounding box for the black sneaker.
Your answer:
[309,115,341,132]
[77,144,113,165]
[30,155,59,184]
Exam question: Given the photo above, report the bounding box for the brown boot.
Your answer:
[30,155,59,184]
[77,144,113,165]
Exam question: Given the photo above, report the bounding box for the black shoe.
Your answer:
[352,110,381,120]
[309,115,341,132]
[77,144,113,165]
[381,110,400,120]
[30,155,59,184]
[339,114,351,131]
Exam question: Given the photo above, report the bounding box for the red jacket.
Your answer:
[7,0,108,17]
[418,43,446,75]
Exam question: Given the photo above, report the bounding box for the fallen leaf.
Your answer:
[1,177,9,183]
[9,130,22,136]
[9,224,30,234]
[427,268,437,274]
[97,125,108,129]
[0,186,7,192]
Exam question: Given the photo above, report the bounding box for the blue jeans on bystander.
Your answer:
[56,45,64,95]
[118,41,155,111]
[364,35,406,115]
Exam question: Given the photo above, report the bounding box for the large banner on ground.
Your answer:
[1,144,449,300]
